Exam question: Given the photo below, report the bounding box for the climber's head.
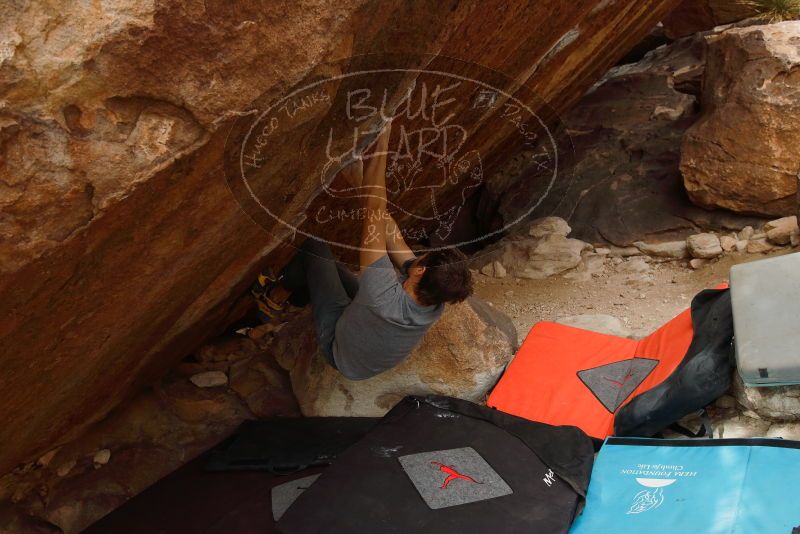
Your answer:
[405,249,473,306]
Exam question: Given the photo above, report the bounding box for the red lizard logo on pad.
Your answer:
[603,370,634,389]
[431,461,481,489]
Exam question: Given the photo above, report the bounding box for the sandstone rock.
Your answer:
[228,355,298,419]
[746,237,774,254]
[92,449,111,468]
[56,460,76,478]
[689,258,708,270]
[273,298,517,416]
[174,360,230,377]
[0,347,295,533]
[479,260,507,278]
[765,216,799,246]
[36,450,58,469]
[739,226,755,240]
[0,504,61,534]
[719,235,737,252]
[195,336,261,364]
[733,374,800,421]
[712,415,771,439]
[594,247,611,255]
[555,314,631,337]
[189,371,228,389]
[735,240,748,252]
[525,237,593,279]
[0,0,680,477]
[490,31,764,247]
[661,0,757,39]
[477,233,592,280]
[793,233,800,247]
[681,22,800,216]
[651,105,684,121]
[492,261,507,278]
[607,246,643,257]
[765,423,800,441]
[687,233,722,259]
[633,240,689,259]
[42,449,155,532]
[563,253,606,282]
[714,394,737,409]
[249,322,290,344]
[528,217,571,238]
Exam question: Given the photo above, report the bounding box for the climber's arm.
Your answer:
[359,121,392,269]
[384,214,415,270]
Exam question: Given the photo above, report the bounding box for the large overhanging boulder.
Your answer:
[661,0,757,39]
[273,297,518,416]
[0,0,681,476]
[680,22,800,217]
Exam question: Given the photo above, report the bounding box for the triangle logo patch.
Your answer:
[577,358,659,413]
[398,447,512,509]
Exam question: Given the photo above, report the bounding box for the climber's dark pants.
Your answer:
[281,239,359,369]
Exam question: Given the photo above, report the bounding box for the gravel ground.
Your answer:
[473,249,793,340]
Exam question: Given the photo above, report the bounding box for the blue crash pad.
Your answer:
[571,437,800,533]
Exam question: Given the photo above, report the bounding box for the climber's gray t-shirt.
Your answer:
[332,255,443,380]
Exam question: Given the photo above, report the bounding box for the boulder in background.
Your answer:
[681,22,800,217]
[273,297,517,417]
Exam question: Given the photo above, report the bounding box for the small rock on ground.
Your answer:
[189,371,228,388]
[689,258,708,270]
[480,260,507,278]
[687,233,722,259]
[93,449,111,467]
[765,216,798,246]
[633,240,689,259]
[56,460,76,478]
[528,217,571,238]
[746,237,774,254]
[720,235,737,252]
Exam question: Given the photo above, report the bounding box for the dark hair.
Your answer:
[415,248,473,306]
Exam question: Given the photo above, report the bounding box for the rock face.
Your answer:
[0,0,681,477]
[486,31,765,246]
[681,22,800,217]
[661,0,757,39]
[274,298,517,416]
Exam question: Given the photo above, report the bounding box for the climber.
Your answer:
[252,120,473,380]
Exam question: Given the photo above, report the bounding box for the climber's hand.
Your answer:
[340,157,363,188]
